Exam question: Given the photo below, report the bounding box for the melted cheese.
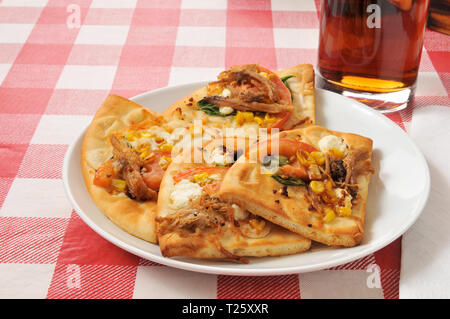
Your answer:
[220,88,231,98]
[169,179,202,209]
[205,147,233,166]
[232,204,249,221]
[219,106,234,115]
[318,135,347,153]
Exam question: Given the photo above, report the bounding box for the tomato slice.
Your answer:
[280,163,309,180]
[268,111,291,131]
[246,138,318,159]
[278,138,318,155]
[225,64,292,105]
[93,159,116,188]
[258,66,292,105]
[173,166,228,183]
[142,151,171,191]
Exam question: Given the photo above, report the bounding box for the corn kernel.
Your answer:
[249,218,266,232]
[310,181,325,194]
[136,144,150,153]
[325,179,333,191]
[297,151,314,167]
[309,151,325,165]
[264,113,276,124]
[309,164,322,180]
[191,172,209,185]
[323,208,336,223]
[338,206,352,217]
[329,147,344,159]
[235,111,245,125]
[259,72,270,79]
[159,143,173,152]
[254,116,264,126]
[125,131,140,141]
[139,150,155,162]
[111,179,127,191]
[158,156,172,170]
[242,112,254,122]
[154,136,165,143]
[324,180,336,199]
[140,131,153,138]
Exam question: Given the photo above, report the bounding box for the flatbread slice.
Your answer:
[156,137,311,262]
[163,64,315,139]
[218,125,374,247]
[81,94,192,243]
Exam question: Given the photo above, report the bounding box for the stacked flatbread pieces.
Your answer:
[81,63,374,263]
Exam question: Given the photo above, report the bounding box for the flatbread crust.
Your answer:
[162,64,315,131]
[156,138,311,261]
[274,64,315,128]
[81,94,161,243]
[218,125,374,247]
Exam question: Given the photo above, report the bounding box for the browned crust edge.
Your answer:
[218,125,373,247]
[81,94,161,243]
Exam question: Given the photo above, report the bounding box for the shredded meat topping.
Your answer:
[122,166,156,201]
[110,134,157,201]
[206,64,293,114]
[343,150,374,187]
[157,194,234,235]
[202,95,293,114]
[157,194,248,264]
[330,160,346,183]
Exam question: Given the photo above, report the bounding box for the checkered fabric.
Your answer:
[0,0,448,299]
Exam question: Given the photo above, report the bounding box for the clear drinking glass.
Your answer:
[317,0,431,112]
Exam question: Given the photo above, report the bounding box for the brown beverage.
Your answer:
[428,0,450,35]
[317,0,430,112]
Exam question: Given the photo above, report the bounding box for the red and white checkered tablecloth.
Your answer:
[0,0,448,299]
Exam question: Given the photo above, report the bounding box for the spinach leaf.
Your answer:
[263,155,289,167]
[271,175,306,186]
[280,75,295,102]
[280,74,295,85]
[197,99,236,117]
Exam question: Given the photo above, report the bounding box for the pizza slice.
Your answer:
[156,137,311,262]
[163,64,315,138]
[81,94,192,243]
[218,125,374,247]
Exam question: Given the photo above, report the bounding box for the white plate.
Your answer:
[63,82,430,276]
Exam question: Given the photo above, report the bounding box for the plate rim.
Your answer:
[62,83,430,276]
